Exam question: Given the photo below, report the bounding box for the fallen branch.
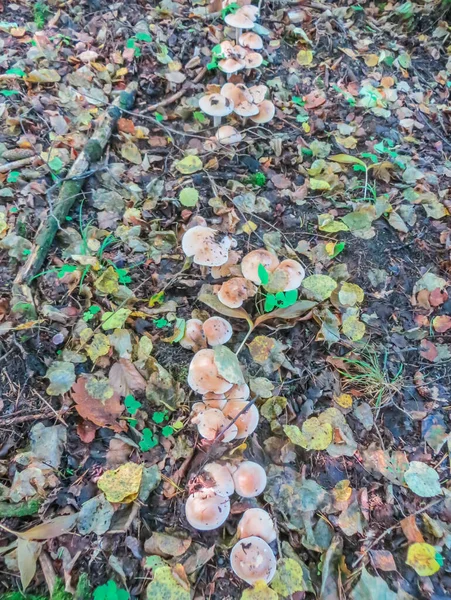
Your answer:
[14,82,138,285]
[142,67,207,113]
[0,156,35,174]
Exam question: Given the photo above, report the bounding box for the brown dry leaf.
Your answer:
[144,533,192,558]
[432,315,451,333]
[419,340,438,362]
[400,515,425,544]
[72,376,126,433]
[304,91,326,109]
[369,550,397,571]
[271,174,292,189]
[109,358,147,397]
[17,539,41,590]
[76,420,98,443]
[429,288,448,307]
[183,544,216,576]
[20,513,78,541]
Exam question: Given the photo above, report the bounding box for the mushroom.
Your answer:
[187,349,233,394]
[216,126,242,145]
[250,99,275,124]
[180,318,207,351]
[202,394,227,410]
[230,461,267,497]
[225,10,255,43]
[249,84,268,104]
[221,83,252,105]
[244,51,263,70]
[231,536,276,584]
[202,316,233,346]
[199,93,234,127]
[218,58,245,77]
[225,383,250,401]
[241,249,279,284]
[240,4,259,20]
[237,508,276,543]
[239,32,263,50]
[222,401,259,439]
[218,277,257,308]
[192,401,207,415]
[185,489,230,530]
[182,226,231,267]
[211,250,241,279]
[192,408,238,442]
[234,100,260,118]
[273,259,305,291]
[203,462,235,496]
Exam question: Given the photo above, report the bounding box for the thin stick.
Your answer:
[0,157,34,173]
[142,67,207,113]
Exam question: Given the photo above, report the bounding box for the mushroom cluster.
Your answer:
[225,5,259,43]
[180,316,232,351]
[217,40,263,78]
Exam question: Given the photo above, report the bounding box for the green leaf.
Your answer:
[302,275,337,300]
[292,95,306,106]
[154,318,168,328]
[155,112,164,122]
[135,32,152,42]
[7,171,20,183]
[126,37,136,49]
[310,179,331,191]
[57,264,77,278]
[284,289,298,306]
[0,89,20,96]
[140,428,158,451]
[350,567,396,600]
[330,241,345,258]
[6,67,26,77]
[213,345,245,385]
[404,461,442,498]
[193,111,207,123]
[179,187,199,207]
[258,263,270,285]
[161,425,174,437]
[101,308,131,330]
[152,411,167,424]
[94,580,130,600]
[48,156,64,172]
[175,155,203,174]
[124,395,142,415]
[264,294,276,313]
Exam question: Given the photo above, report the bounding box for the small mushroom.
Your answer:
[192,408,238,442]
[273,259,305,291]
[188,349,233,394]
[182,225,231,267]
[239,31,263,50]
[218,277,257,308]
[211,250,241,279]
[230,460,267,497]
[249,84,268,104]
[180,318,207,351]
[192,401,206,415]
[199,93,234,127]
[230,536,276,584]
[202,394,227,410]
[185,489,230,530]
[234,100,259,118]
[241,249,279,284]
[202,316,233,346]
[216,126,242,145]
[237,508,276,543]
[225,383,250,402]
[240,4,259,20]
[244,51,263,70]
[218,57,244,77]
[225,10,255,43]
[221,82,252,105]
[250,99,275,124]
[203,462,235,496]
[222,401,259,439]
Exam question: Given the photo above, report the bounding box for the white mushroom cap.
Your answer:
[185,489,230,530]
[222,400,259,439]
[225,11,254,29]
[182,226,231,267]
[274,259,305,291]
[216,126,243,145]
[193,408,238,442]
[244,51,263,69]
[192,401,207,415]
[219,58,245,74]
[241,249,279,284]
[239,32,263,50]
[225,383,250,402]
[203,392,227,410]
[231,536,276,584]
[202,316,233,346]
[250,99,275,124]
[218,277,256,308]
[199,93,234,117]
[230,461,267,497]
[240,5,259,20]
[188,349,233,395]
[249,84,268,104]
[221,83,253,105]
[237,508,277,543]
[234,100,260,117]
[203,462,235,496]
[180,318,207,351]
[219,40,236,57]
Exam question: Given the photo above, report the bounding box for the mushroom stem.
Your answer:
[236,27,242,44]
[214,115,222,128]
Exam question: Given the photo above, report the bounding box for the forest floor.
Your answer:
[0,0,451,599]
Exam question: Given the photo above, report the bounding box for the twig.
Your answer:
[34,390,68,428]
[416,111,451,150]
[0,157,34,173]
[142,67,207,113]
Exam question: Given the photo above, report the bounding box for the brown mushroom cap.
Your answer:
[222,400,259,439]
[188,349,233,394]
[221,83,251,106]
[219,58,244,74]
[203,392,227,410]
[250,99,275,124]
[274,259,305,291]
[225,383,250,402]
[202,316,233,347]
[224,11,254,29]
[230,536,276,584]
[249,84,268,104]
[234,100,260,117]
[185,489,230,530]
[215,126,242,145]
[239,32,264,50]
[237,508,277,543]
[211,250,241,279]
[193,408,238,442]
[244,51,263,69]
[180,318,207,351]
[231,460,267,497]
[241,249,279,284]
[218,277,257,308]
[203,462,235,496]
[199,93,234,117]
[182,226,231,267]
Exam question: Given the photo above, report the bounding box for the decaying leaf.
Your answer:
[270,558,305,596]
[72,376,125,432]
[284,418,333,451]
[98,462,143,503]
[406,543,442,577]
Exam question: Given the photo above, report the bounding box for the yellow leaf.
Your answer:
[310,179,330,191]
[98,462,143,503]
[26,69,61,83]
[333,479,352,502]
[338,282,365,307]
[329,154,366,167]
[121,141,142,165]
[242,221,258,234]
[342,315,366,341]
[175,155,203,174]
[406,543,442,577]
[339,47,357,59]
[325,242,337,256]
[302,122,310,133]
[86,333,110,362]
[270,558,304,596]
[94,266,119,295]
[241,581,278,600]
[364,54,379,67]
[335,393,353,409]
[116,67,128,76]
[296,50,313,66]
[284,418,333,450]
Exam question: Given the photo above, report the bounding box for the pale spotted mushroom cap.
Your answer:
[237,508,277,543]
[217,277,257,308]
[250,99,275,124]
[202,316,233,346]
[230,536,276,584]
[249,84,268,104]
[222,400,259,439]
[182,226,231,267]
[185,489,230,530]
[199,93,234,118]
[239,31,263,50]
[230,460,267,497]
[215,125,243,145]
[221,82,253,105]
[274,259,305,291]
[241,249,279,284]
[234,100,260,117]
[187,348,234,394]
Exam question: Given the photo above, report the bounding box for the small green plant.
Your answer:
[124,394,142,415]
[221,2,240,18]
[258,264,299,314]
[243,172,267,187]
[34,2,51,29]
[93,580,129,600]
[207,44,225,70]
[139,428,158,451]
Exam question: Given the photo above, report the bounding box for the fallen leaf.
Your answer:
[17,539,41,590]
[146,564,190,599]
[404,461,442,497]
[241,581,278,600]
[109,359,147,396]
[284,419,333,451]
[432,316,451,333]
[400,515,425,544]
[175,155,203,174]
[72,376,125,432]
[270,558,304,596]
[350,566,396,600]
[45,361,76,395]
[406,543,442,577]
[370,550,397,572]
[144,533,191,558]
[98,462,143,503]
[297,50,313,66]
[302,275,337,300]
